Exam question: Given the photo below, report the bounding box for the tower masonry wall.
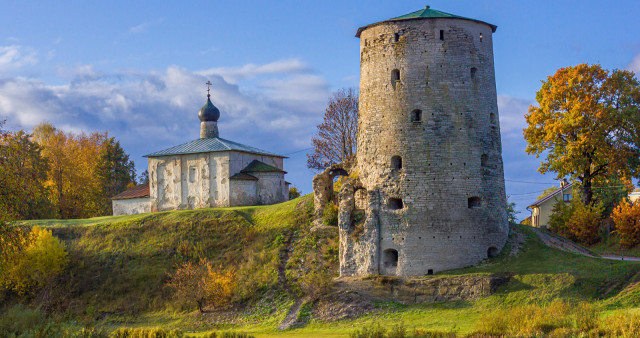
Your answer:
[343,18,508,276]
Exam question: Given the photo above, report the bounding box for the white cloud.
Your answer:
[129,18,164,34]
[497,95,533,138]
[628,53,640,74]
[199,59,311,83]
[0,59,330,165]
[0,45,37,72]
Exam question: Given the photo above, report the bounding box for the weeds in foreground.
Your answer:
[350,323,455,338]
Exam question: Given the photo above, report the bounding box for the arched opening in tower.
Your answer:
[487,246,499,258]
[383,249,399,275]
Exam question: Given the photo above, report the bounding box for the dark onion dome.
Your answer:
[198,94,220,122]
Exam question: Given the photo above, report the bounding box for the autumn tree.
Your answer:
[0,123,52,220]
[0,226,68,295]
[307,88,358,170]
[31,123,136,218]
[166,259,236,313]
[96,137,136,215]
[612,200,640,247]
[524,64,640,205]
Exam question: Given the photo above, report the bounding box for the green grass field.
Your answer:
[5,196,640,337]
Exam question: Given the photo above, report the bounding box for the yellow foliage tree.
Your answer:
[612,201,640,248]
[524,64,640,205]
[166,259,236,313]
[0,227,68,295]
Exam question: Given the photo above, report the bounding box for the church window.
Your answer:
[389,198,404,210]
[468,196,482,209]
[411,109,422,122]
[391,156,402,170]
[189,166,196,183]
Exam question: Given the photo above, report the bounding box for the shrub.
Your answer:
[322,202,339,226]
[612,201,640,247]
[109,327,184,337]
[288,186,301,200]
[0,226,68,295]
[0,304,46,336]
[166,260,236,313]
[548,200,574,239]
[567,202,603,245]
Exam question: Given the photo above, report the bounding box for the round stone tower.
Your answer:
[345,6,508,276]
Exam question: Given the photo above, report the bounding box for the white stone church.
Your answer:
[111,88,289,215]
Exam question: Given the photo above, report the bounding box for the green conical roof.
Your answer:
[356,6,497,37]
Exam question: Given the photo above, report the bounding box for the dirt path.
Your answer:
[531,227,599,258]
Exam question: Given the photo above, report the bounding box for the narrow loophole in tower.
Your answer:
[490,113,496,125]
[439,30,444,41]
[468,196,481,209]
[391,69,400,90]
[383,249,399,268]
[488,247,499,258]
[479,33,483,42]
[411,109,422,122]
[471,67,478,79]
[481,154,489,168]
[389,198,404,210]
[394,33,400,42]
[391,155,402,170]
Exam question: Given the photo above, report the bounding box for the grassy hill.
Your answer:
[4,195,640,337]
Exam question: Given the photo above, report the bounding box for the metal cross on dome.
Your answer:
[206,80,212,97]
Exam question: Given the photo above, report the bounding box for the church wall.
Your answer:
[252,172,287,205]
[229,180,257,206]
[149,152,231,211]
[112,197,151,216]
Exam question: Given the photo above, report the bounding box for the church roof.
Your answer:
[355,6,497,37]
[111,183,150,200]
[144,137,286,158]
[229,172,259,181]
[241,160,287,174]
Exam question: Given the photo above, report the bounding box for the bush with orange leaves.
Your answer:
[612,201,640,248]
[567,201,603,245]
[166,259,236,313]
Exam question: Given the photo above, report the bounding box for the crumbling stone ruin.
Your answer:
[313,6,509,276]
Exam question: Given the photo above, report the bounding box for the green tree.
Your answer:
[506,196,520,223]
[96,137,136,215]
[524,64,640,205]
[537,186,559,200]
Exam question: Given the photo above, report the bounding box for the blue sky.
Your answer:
[1,0,639,218]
